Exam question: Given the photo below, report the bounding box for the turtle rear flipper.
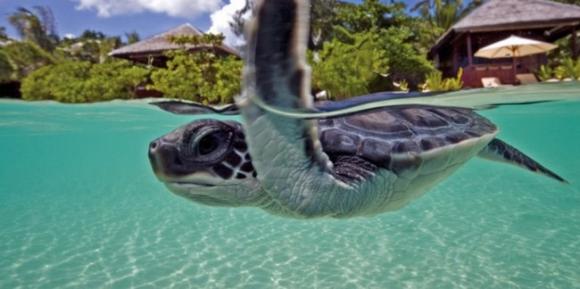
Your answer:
[478,139,568,183]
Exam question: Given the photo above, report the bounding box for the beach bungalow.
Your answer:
[429,0,580,88]
[109,23,240,67]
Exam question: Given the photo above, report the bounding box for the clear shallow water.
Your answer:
[1,84,580,289]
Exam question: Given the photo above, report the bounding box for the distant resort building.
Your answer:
[429,0,580,87]
[0,39,12,47]
[109,23,240,67]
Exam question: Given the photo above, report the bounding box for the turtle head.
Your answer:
[148,119,264,207]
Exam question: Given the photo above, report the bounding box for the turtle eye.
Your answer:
[197,133,220,155]
[181,127,233,164]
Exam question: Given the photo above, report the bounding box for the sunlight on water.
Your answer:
[1,83,579,289]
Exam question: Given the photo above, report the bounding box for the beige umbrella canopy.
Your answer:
[475,35,557,82]
[475,35,557,58]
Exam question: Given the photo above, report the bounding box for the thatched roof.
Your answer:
[109,23,239,58]
[454,0,580,32]
[431,0,580,54]
[0,38,14,47]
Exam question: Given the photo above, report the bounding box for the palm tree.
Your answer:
[411,0,482,30]
[434,0,464,30]
[229,0,253,39]
[310,0,338,48]
[125,31,140,45]
[0,27,8,40]
[411,0,432,19]
[8,6,58,51]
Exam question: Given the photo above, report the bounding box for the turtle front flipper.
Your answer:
[241,0,331,171]
[239,0,375,218]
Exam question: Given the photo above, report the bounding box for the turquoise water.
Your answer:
[1,85,580,289]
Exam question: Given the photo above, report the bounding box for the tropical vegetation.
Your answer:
[538,57,580,81]
[422,68,463,92]
[150,50,242,104]
[308,0,439,98]
[3,0,580,103]
[21,60,150,102]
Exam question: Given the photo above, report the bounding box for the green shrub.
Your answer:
[21,61,90,101]
[150,51,242,104]
[560,58,575,79]
[0,50,13,82]
[444,67,463,91]
[211,56,244,103]
[555,57,580,80]
[537,65,554,81]
[83,61,150,101]
[423,70,444,91]
[21,60,149,102]
[310,32,389,100]
[309,27,434,98]
[422,68,463,92]
[377,27,435,90]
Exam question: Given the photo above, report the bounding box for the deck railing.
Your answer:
[462,64,526,88]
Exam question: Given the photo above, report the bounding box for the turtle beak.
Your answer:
[148,138,162,168]
[148,138,165,176]
[148,136,180,179]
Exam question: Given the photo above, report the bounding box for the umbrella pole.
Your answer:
[512,46,517,84]
[512,56,517,84]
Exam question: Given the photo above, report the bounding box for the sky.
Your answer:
[0,0,421,46]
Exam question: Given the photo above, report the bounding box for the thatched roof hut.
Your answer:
[109,23,240,67]
[430,0,580,87]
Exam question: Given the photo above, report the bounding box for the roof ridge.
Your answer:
[452,0,580,31]
[176,23,203,35]
[109,23,240,58]
[154,23,203,39]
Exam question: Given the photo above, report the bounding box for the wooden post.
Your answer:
[452,42,459,74]
[467,33,473,66]
[572,26,577,60]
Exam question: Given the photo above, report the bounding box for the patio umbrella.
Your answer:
[474,35,557,82]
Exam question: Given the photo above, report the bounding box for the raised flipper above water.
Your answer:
[478,138,568,183]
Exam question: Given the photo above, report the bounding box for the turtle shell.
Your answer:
[317,105,497,173]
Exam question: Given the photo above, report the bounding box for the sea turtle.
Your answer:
[148,0,566,218]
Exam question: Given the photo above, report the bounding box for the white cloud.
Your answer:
[73,0,223,18]
[73,0,252,47]
[208,0,251,47]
